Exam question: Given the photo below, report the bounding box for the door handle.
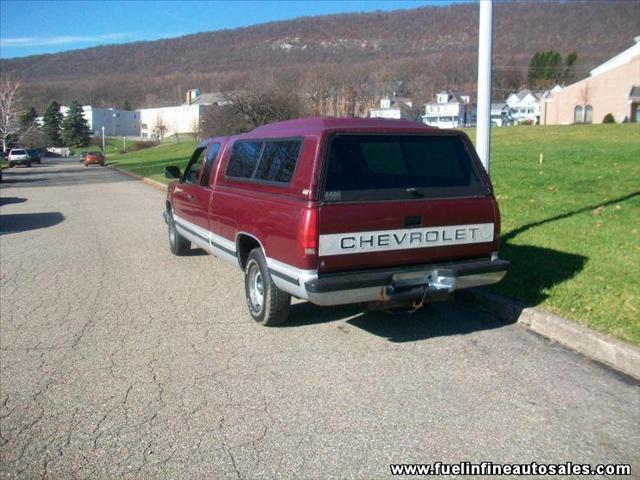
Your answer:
[188,194,195,202]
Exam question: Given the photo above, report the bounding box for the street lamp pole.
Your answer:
[101,126,105,152]
[476,0,493,174]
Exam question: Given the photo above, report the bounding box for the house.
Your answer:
[422,91,476,128]
[505,89,542,124]
[138,105,205,140]
[368,96,415,120]
[540,36,640,124]
[137,89,225,139]
[58,106,139,137]
[490,103,514,127]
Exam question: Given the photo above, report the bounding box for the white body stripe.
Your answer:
[318,223,494,256]
[173,214,236,252]
[173,213,238,266]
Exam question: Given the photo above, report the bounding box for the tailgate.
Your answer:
[317,132,499,273]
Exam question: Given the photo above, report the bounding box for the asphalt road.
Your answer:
[1,158,638,479]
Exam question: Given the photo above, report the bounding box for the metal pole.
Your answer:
[123,136,126,153]
[101,126,105,152]
[476,0,493,174]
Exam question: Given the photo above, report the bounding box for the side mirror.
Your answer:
[165,166,181,179]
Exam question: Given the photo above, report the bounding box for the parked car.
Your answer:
[26,149,42,164]
[162,118,509,326]
[84,151,105,166]
[8,149,31,167]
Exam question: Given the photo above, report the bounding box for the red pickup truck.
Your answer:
[163,118,508,325]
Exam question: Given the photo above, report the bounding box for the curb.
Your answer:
[107,164,168,192]
[464,289,640,380]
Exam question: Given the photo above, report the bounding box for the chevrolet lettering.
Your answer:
[319,223,494,256]
[163,118,509,326]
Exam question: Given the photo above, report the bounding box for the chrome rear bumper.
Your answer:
[304,257,509,306]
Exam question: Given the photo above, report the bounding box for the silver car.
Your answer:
[8,149,31,168]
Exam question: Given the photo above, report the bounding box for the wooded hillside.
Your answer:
[1,1,638,110]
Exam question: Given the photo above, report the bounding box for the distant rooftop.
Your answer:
[189,92,227,105]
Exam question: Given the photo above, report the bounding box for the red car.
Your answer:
[163,118,508,325]
[84,151,105,166]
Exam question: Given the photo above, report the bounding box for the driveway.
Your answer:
[1,158,638,478]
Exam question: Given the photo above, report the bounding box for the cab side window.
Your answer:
[200,143,221,186]
[184,148,206,185]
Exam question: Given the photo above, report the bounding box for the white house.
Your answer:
[59,106,139,137]
[505,89,542,124]
[368,96,415,120]
[422,91,476,128]
[490,103,514,127]
[138,105,206,139]
[137,89,227,139]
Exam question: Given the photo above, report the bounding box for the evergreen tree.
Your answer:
[123,100,132,111]
[19,107,38,128]
[42,100,63,147]
[61,100,91,147]
[528,51,578,88]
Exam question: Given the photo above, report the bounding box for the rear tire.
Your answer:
[26,162,31,168]
[244,248,291,326]
[167,210,190,255]
[8,162,14,168]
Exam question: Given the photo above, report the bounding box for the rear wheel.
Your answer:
[167,210,190,255]
[8,162,14,168]
[244,248,290,326]
[26,162,31,168]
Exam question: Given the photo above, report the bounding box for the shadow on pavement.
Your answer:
[0,197,27,206]
[1,164,135,188]
[284,300,510,342]
[0,212,65,235]
[185,247,208,256]
[283,242,587,341]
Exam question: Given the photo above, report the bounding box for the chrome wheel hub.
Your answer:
[248,261,264,313]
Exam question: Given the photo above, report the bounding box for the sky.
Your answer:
[0,0,469,59]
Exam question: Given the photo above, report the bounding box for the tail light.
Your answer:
[300,208,317,256]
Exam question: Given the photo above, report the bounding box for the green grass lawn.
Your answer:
[111,124,640,344]
[463,124,639,344]
[107,140,198,184]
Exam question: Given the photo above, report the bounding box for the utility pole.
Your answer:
[476,0,493,174]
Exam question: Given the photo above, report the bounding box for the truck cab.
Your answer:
[164,118,508,325]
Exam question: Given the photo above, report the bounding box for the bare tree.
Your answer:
[200,85,303,138]
[579,84,591,123]
[190,116,201,140]
[153,113,167,143]
[0,77,22,151]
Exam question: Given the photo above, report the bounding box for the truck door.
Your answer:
[192,143,221,231]
[172,146,207,232]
